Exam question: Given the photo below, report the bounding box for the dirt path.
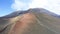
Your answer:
[9,13,36,34]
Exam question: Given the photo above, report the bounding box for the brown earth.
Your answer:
[9,13,36,34]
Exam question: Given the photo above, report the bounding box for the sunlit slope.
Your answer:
[0,15,22,34]
[30,9,60,34]
[0,8,60,34]
[8,12,55,34]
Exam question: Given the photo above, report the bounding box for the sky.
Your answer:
[0,0,60,17]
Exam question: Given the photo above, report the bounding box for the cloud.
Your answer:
[11,0,60,15]
[29,0,48,8]
[11,0,48,10]
[43,0,60,15]
[11,0,32,10]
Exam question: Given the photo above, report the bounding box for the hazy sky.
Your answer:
[0,0,60,17]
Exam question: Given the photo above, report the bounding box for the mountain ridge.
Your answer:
[0,8,60,34]
[0,8,60,18]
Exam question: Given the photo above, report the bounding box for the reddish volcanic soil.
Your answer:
[9,13,36,34]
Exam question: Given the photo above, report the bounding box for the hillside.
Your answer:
[0,8,60,34]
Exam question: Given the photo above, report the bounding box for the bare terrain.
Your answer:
[0,8,60,34]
